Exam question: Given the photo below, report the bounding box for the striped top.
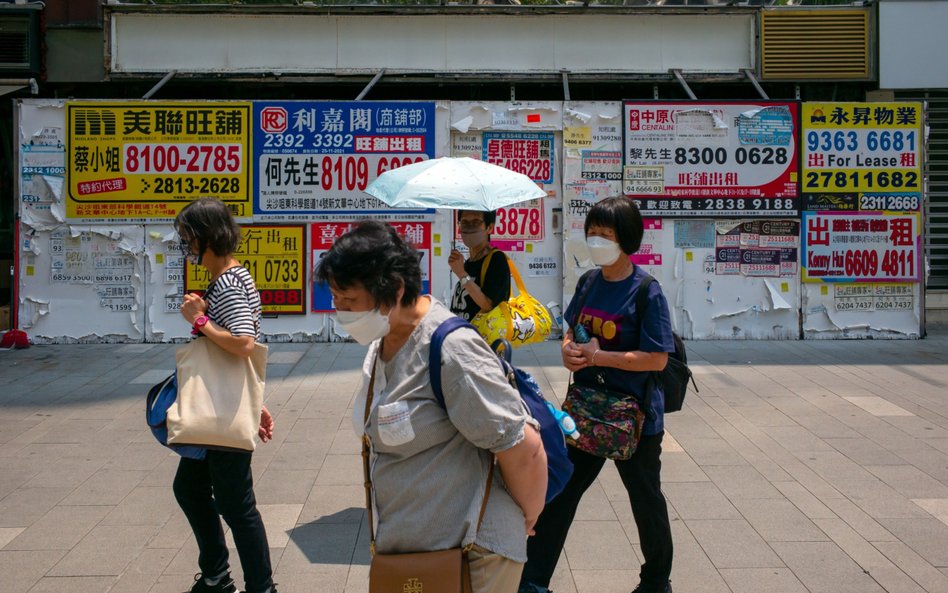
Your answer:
[205,266,262,340]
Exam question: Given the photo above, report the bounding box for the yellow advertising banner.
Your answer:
[184,225,306,315]
[802,102,922,195]
[66,101,252,221]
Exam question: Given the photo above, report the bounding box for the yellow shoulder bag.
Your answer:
[470,251,553,347]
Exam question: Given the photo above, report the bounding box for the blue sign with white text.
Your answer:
[252,101,436,219]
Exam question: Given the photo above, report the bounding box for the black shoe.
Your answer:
[188,573,236,593]
[518,583,552,593]
[631,582,671,593]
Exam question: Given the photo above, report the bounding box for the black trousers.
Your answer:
[522,432,673,590]
[174,450,273,593]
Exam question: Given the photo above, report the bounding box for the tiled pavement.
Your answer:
[2,336,948,593]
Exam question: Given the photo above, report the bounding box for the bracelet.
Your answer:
[592,348,601,366]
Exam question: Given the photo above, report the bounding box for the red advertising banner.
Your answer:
[802,212,920,283]
[311,221,432,311]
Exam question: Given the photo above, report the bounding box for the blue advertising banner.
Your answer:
[252,101,436,220]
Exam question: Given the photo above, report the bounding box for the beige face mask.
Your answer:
[460,229,488,250]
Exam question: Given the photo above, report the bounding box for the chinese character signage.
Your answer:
[802,102,923,211]
[802,212,920,283]
[184,225,307,315]
[311,222,431,312]
[482,132,555,184]
[66,101,252,221]
[833,284,914,313]
[253,101,435,219]
[622,101,799,216]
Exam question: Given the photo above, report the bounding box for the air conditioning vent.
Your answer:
[0,11,40,75]
[760,9,871,81]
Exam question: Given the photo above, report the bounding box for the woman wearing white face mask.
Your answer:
[173,198,277,593]
[519,197,676,593]
[314,221,547,593]
[448,209,512,322]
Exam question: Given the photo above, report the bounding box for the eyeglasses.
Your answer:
[179,239,196,257]
[458,220,486,231]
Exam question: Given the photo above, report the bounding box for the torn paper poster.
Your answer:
[451,115,474,133]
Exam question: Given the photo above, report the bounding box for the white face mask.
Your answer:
[586,236,623,267]
[335,308,391,345]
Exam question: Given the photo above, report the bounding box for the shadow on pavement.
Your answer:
[287,507,370,566]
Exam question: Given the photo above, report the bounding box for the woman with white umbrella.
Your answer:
[448,209,511,323]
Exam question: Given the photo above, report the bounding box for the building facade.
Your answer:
[2,0,943,342]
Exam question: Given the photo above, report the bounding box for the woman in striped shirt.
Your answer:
[173,197,277,593]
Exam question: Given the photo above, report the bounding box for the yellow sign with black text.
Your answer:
[66,101,252,222]
[184,225,306,315]
[802,102,922,194]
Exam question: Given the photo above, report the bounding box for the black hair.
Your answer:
[584,196,644,255]
[456,209,497,227]
[313,220,422,309]
[174,197,242,257]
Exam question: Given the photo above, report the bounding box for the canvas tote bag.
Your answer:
[166,337,267,452]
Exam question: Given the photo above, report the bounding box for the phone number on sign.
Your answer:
[154,177,241,194]
[669,146,790,166]
[486,158,551,182]
[494,207,542,237]
[859,194,920,211]
[806,130,918,153]
[837,250,916,278]
[699,198,796,211]
[241,258,300,284]
[262,155,425,192]
[259,289,303,307]
[805,171,919,191]
[124,144,242,174]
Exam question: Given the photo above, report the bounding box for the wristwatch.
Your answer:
[192,315,209,335]
[458,275,473,286]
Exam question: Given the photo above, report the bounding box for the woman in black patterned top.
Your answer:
[173,197,277,593]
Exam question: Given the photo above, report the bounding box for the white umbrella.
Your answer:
[365,156,546,210]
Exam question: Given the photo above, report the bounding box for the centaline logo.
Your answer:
[261,107,288,133]
[628,109,640,131]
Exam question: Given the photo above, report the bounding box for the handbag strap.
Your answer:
[361,350,495,556]
[569,269,600,328]
[216,267,262,338]
[635,274,657,419]
[478,248,498,287]
[504,255,528,297]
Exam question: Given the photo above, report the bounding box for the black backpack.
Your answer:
[635,274,697,413]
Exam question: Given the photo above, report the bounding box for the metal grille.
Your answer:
[760,9,871,80]
[896,91,948,289]
[0,16,31,69]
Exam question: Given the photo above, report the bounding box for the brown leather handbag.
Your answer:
[361,354,493,593]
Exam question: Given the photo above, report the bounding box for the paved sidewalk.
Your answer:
[2,336,948,593]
